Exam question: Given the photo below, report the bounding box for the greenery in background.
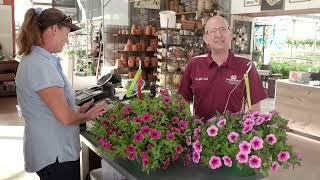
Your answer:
[65,49,87,58]
[268,60,320,79]
[286,39,320,47]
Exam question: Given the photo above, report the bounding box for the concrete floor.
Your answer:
[0,76,320,179]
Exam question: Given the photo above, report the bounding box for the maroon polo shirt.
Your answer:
[178,51,267,118]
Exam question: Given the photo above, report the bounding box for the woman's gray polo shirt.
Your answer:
[15,46,80,172]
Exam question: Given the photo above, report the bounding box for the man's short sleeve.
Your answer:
[248,63,268,105]
[27,59,64,92]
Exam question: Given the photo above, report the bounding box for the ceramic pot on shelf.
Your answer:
[135,57,140,67]
[128,56,135,68]
[144,57,151,67]
[131,24,137,35]
[150,57,158,67]
[140,40,145,51]
[145,25,152,35]
[151,26,157,35]
[132,44,138,51]
[173,72,183,86]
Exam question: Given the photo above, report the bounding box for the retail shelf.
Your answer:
[176,11,197,16]
[113,34,157,37]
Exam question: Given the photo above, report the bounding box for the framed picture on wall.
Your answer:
[233,20,252,54]
[244,0,261,7]
[289,0,310,3]
[261,0,284,11]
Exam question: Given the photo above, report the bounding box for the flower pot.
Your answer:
[128,56,135,68]
[127,159,142,172]
[228,164,256,177]
[143,57,151,67]
[151,57,158,67]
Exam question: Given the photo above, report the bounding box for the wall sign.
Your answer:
[134,0,160,9]
[233,20,252,54]
[244,0,261,7]
[261,0,284,11]
[289,0,311,3]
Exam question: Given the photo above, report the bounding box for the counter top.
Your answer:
[277,79,320,89]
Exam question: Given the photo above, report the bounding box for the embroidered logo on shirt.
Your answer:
[195,77,209,81]
[226,75,241,85]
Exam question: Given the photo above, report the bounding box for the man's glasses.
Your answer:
[206,27,230,35]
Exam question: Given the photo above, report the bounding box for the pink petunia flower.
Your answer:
[252,111,261,118]
[134,117,142,123]
[99,136,106,144]
[207,125,219,137]
[141,125,150,134]
[243,114,253,121]
[160,88,169,96]
[166,132,175,140]
[128,151,137,160]
[254,116,265,125]
[133,131,144,143]
[184,159,190,167]
[250,136,264,150]
[150,129,161,140]
[140,151,148,159]
[209,156,222,170]
[228,132,239,143]
[162,96,171,103]
[239,141,251,154]
[123,105,131,114]
[236,152,248,164]
[180,120,188,129]
[222,156,232,167]
[242,119,255,126]
[142,158,149,167]
[217,118,226,127]
[125,144,136,153]
[173,152,179,161]
[186,136,192,146]
[263,113,273,121]
[192,140,203,153]
[271,161,280,171]
[248,155,262,168]
[176,145,184,154]
[101,120,108,126]
[172,117,179,123]
[278,151,290,162]
[103,141,112,150]
[142,113,153,122]
[194,126,202,138]
[155,111,162,117]
[242,124,253,134]
[192,151,201,163]
[266,134,277,145]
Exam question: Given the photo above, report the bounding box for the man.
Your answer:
[179,16,267,119]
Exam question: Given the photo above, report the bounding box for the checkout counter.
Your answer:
[275,79,320,139]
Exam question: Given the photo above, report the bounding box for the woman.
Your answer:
[16,8,107,180]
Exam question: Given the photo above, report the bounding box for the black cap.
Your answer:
[38,8,80,32]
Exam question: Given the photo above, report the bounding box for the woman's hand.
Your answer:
[78,99,94,113]
[84,102,109,120]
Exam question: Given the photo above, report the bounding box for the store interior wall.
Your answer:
[231,0,320,15]
[0,5,13,57]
